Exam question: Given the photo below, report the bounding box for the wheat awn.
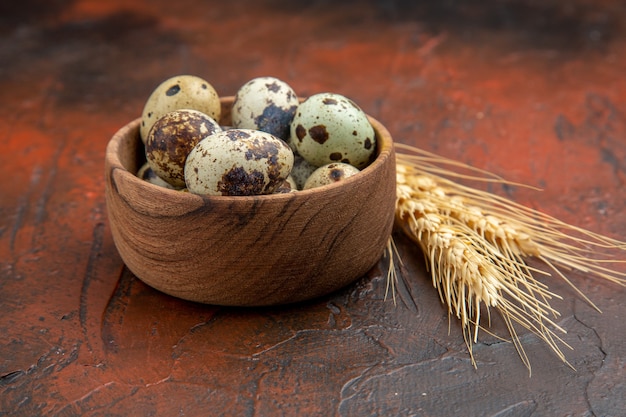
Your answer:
[389,143,626,374]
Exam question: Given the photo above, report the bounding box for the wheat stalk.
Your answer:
[389,143,626,374]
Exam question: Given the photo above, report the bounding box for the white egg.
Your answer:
[184,129,294,196]
[290,92,376,170]
[303,163,360,190]
[140,75,221,143]
[231,77,298,141]
[145,109,222,188]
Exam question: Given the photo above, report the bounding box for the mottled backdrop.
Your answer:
[1,1,625,415]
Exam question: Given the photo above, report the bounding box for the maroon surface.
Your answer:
[1,1,625,415]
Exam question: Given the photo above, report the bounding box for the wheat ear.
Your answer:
[390,143,626,373]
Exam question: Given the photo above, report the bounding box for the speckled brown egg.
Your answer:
[140,75,221,143]
[146,109,222,188]
[290,154,318,190]
[291,92,376,170]
[136,162,178,190]
[274,176,298,194]
[231,77,298,141]
[184,129,294,196]
[303,163,360,190]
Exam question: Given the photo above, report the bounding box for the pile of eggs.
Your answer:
[137,75,377,195]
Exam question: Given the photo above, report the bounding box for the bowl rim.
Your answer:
[106,96,395,202]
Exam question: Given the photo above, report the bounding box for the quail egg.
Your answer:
[146,109,222,188]
[290,154,318,190]
[136,162,178,189]
[303,163,360,190]
[184,129,294,196]
[274,175,298,194]
[291,92,376,169]
[231,76,298,141]
[140,75,221,143]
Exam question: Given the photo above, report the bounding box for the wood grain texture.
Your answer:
[104,98,397,305]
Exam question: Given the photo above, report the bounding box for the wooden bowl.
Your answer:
[104,97,396,306]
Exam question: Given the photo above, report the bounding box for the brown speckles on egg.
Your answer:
[225,129,252,141]
[184,129,294,196]
[218,167,266,196]
[231,77,299,141]
[364,138,372,150]
[295,124,306,141]
[308,125,329,144]
[146,109,221,188]
[329,152,342,161]
[322,98,338,105]
[273,175,298,193]
[244,136,282,164]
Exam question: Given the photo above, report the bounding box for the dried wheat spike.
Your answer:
[391,143,626,374]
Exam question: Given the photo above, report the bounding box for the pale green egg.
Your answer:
[291,93,376,170]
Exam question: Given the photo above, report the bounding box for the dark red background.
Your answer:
[1,1,625,415]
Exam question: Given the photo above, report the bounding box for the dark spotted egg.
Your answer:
[146,109,222,188]
[184,129,294,196]
[140,75,221,143]
[274,176,298,194]
[303,163,360,190]
[231,77,298,141]
[136,162,178,189]
[291,93,376,170]
[290,154,318,190]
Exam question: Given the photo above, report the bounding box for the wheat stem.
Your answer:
[390,144,626,373]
